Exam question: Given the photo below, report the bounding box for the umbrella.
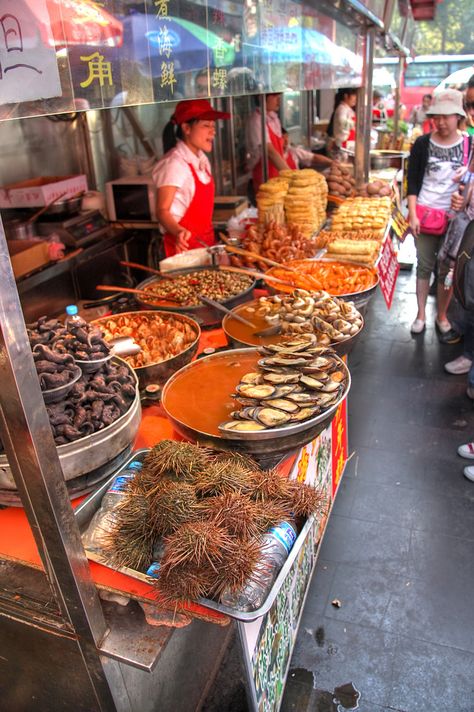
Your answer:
[434,65,474,93]
[45,0,123,48]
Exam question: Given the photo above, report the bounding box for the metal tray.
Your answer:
[161,348,350,459]
[74,447,315,622]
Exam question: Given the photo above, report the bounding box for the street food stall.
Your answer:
[0,1,414,710]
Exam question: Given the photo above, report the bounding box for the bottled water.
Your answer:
[65,304,82,327]
[221,521,298,611]
[82,460,142,556]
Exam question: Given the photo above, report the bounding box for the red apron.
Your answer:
[285,150,298,170]
[163,162,216,258]
[253,123,285,191]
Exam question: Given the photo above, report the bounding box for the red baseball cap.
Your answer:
[171,99,230,125]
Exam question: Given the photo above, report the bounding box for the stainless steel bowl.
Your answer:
[221,299,365,358]
[92,310,201,388]
[162,348,350,460]
[136,267,256,327]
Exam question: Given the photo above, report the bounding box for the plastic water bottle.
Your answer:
[220,521,298,611]
[65,304,82,327]
[82,460,143,556]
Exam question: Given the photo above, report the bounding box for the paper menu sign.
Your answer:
[0,0,61,104]
[377,235,400,310]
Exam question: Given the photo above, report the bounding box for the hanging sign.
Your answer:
[0,0,61,104]
[390,205,412,243]
[377,236,400,309]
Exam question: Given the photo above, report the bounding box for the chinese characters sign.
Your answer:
[377,236,400,310]
[0,0,60,104]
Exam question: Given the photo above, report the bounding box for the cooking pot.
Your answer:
[5,219,36,241]
[42,194,83,216]
[370,150,404,170]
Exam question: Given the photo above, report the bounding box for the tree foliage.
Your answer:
[414,0,474,55]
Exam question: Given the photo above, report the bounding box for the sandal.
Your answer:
[410,319,425,334]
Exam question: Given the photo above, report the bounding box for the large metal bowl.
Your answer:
[136,266,256,327]
[92,310,201,388]
[0,357,141,491]
[162,348,350,461]
[221,298,364,358]
[265,258,379,315]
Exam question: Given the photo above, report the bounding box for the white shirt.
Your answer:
[332,103,355,147]
[418,136,464,211]
[245,109,283,171]
[152,140,212,221]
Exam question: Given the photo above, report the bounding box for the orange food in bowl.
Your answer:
[265,259,378,296]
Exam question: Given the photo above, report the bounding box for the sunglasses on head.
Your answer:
[465,101,474,110]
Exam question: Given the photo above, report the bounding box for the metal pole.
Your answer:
[307,91,314,147]
[354,27,375,187]
[260,94,269,184]
[228,96,238,194]
[0,219,120,710]
[393,55,404,149]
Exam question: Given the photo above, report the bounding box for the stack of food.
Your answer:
[280,169,328,237]
[326,163,356,199]
[255,290,363,342]
[256,177,289,226]
[330,197,391,237]
[315,229,385,267]
[228,221,317,270]
[356,179,392,198]
[220,334,348,433]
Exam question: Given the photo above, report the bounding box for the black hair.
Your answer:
[468,74,474,90]
[281,127,288,135]
[423,94,432,100]
[327,88,357,138]
[162,118,198,153]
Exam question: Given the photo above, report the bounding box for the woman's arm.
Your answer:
[156,185,191,252]
[267,142,291,172]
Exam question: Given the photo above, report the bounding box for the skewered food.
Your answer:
[140,269,253,307]
[265,259,378,296]
[220,334,348,432]
[98,312,199,368]
[228,221,317,270]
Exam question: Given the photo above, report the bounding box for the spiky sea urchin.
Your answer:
[155,559,214,605]
[248,468,293,502]
[141,440,212,485]
[253,499,293,534]
[103,480,155,572]
[199,492,261,541]
[192,458,252,496]
[162,520,232,571]
[280,481,328,518]
[211,537,263,597]
[148,481,200,535]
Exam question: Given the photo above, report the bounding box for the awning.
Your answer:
[409,0,437,21]
[45,0,123,48]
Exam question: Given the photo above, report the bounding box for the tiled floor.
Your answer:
[280,270,474,712]
[203,269,474,712]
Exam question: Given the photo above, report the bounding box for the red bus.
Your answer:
[374,54,474,118]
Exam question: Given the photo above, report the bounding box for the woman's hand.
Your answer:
[408,211,420,237]
[175,228,192,253]
[451,190,464,212]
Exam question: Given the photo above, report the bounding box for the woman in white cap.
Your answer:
[153,99,230,257]
[407,89,468,341]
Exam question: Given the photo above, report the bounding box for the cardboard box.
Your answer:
[213,196,249,223]
[8,240,51,279]
[0,175,88,209]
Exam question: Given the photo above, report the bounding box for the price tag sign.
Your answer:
[0,0,61,104]
[390,205,412,243]
[377,236,400,310]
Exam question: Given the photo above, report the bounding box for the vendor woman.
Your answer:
[153,99,230,256]
[246,93,291,193]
